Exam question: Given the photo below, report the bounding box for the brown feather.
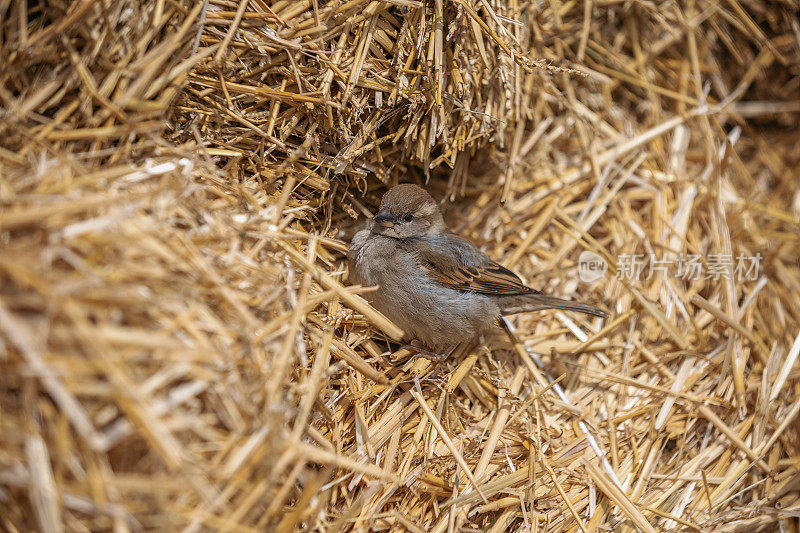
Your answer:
[401,233,539,296]
[423,258,539,296]
[497,294,608,318]
[402,234,606,317]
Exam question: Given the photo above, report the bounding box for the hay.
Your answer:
[2,0,800,531]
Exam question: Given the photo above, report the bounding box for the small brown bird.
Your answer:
[348,184,607,360]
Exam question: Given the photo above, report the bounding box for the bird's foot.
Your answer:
[398,344,456,362]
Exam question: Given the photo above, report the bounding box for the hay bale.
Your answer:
[2,0,800,531]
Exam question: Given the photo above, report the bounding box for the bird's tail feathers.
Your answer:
[499,294,608,318]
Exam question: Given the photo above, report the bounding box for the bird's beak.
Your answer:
[373,210,396,228]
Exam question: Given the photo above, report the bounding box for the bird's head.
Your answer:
[370,184,445,238]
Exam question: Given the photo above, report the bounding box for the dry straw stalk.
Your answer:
[2,0,800,531]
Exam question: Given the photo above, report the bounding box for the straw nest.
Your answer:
[2,0,800,531]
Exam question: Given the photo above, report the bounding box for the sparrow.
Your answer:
[347,184,607,360]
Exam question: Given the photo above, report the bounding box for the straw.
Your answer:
[2,0,799,530]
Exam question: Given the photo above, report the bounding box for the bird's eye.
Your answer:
[403,214,414,222]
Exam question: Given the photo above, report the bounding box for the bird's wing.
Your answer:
[404,234,538,296]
